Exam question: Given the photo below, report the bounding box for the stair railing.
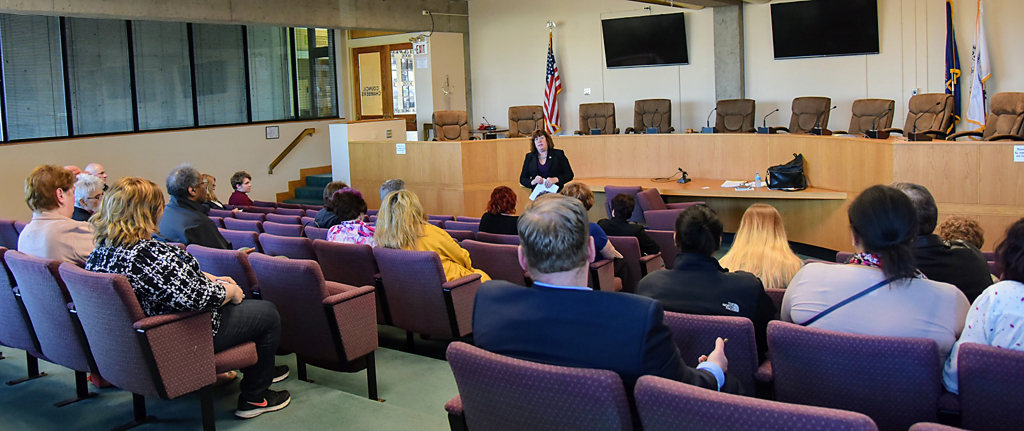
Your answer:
[268,128,315,174]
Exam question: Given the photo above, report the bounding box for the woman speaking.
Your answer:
[519,129,574,192]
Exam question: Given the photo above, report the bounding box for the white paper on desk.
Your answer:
[529,183,559,201]
[721,180,745,188]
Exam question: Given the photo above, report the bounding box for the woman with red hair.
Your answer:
[479,186,519,235]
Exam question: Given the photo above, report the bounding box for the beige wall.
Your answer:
[0,120,337,221]
[469,0,1024,135]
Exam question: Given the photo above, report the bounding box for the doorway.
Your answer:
[352,43,417,131]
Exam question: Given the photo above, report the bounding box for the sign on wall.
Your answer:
[358,52,383,116]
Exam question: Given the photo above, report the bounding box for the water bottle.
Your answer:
[754,172,762,188]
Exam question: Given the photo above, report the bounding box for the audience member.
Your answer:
[597,193,660,256]
[84,163,108,191]
[375,190,489,282]
[938,215,986,250]
[519,129,574,192]
[473,194,738,393]
[86,177,291,419]
[719,204,803,290]
[229,171,253,206]
[478,186,519,235]
[63,165,83,176]
[943,217,1024,393]
[637,204,774,359]
[783,185,969,359]
[159,164,231,249]
[560,182,621,261]
[72,173,104,222]
[325,188,374,246]
[379,178,405,202]
[892,182,992,302]
[18,165,95,264]
[201,174,229,211]
[314,181,348,228]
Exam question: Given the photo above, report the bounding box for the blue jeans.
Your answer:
[213,300,281,399]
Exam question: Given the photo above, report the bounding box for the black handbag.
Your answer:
[767,153,807,191]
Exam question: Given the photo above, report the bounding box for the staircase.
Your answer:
[276,166,333,205]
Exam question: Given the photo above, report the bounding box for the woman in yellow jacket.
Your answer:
[375,190,490,282]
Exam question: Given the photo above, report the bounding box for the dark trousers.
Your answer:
[213,300,281,399]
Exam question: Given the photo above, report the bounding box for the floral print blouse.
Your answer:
[326,220,376,246]
[943,280,1024,393]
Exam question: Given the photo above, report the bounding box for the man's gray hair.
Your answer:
[73,173,103,203]
[517,193,590,274]
[891,182,938,236]
[379,178,406,201]
[166,163,202,198]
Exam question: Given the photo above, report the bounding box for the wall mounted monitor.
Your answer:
[601,13,688,68]
[771,0,880,59]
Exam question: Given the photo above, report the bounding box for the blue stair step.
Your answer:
[283,198,324,206]
[294,186,325,200]
[305,173,334,188]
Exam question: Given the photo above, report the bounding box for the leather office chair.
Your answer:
[834,99,895,136]
[947,92,1024,141]
[575,102,619,135]
[626,99,674,134]
[777,97,832,134]
[433,110,472,141]
[883,93,955,139]
[715,99,756,133]
[508,105,544,138]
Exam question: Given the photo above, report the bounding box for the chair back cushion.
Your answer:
[274,208,304,216]
[186,245,259,297]
[208,209,234,218]
[635,188,666,212]
[848,99,895,135]
[608,236,642,293]
[373,247,453,336]
[788,97,832,134]
[765,288,785,320]
[234,211,267,221]
[579,102,617,135]
[223,217,263,232]
[982,92,1024,139]
[266,214,301,224]
[5,251,92,372]
[476,232,521,245]
[434,110,470,141]
[445,230,476,242]
[508,105,544,138]
[634,99,672,133]
[218,228,262,253]
[463,240,526,286]
[903,93,954,133]
[644,209,686,231]
[258,234,315,260]
[768,321,942,431]
[603,186,644,223]
[262,221,303,237]
[445,221,480,235]
[447,342,633,431]
[311,239,385,324]
[663,311,759,395]
[716,99,756,133]
[646,230,677,270]
[0,248,43,356]
[958,342,1024,431]
[305,225,328,240]
[635,375,878,431]
[0,219,18,250]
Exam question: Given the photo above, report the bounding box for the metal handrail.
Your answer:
[268,128,315,174]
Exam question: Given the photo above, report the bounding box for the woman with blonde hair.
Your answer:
[375,190,489,282]
[720,204,804,290]
[201,173,228,211]
[86,177,292,419]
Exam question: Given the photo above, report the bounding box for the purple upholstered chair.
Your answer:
[907,424,961,431]
[373,248,482,350]
[588,259,621,292]
[634,375,878,431]
[243,206,275,214]
[59,263,257,431]
[608,236,663,293]
[301,216,317,227]
[603,186,644,224]
[302,204,323,212]
[445,230,476,243]
[462,240,528,286]
[186,244,260,298]
[266,214,301,224]
[262,221,303,237]
[456,216,481,223]
[957,342,1024,431]
[276,202,301,210]
[248,253,378,398]
[223,218,263,233]
[208,216,225,229]
[0,219,19,249]
[14,221,27,234]
[252,200,277,208]
[258,234,316,260]
[476,232,520,245]
[0,247,48,385]
[312,240,389,325]
[368,215,378,224]
[646,230,677,270]
[445,221,480,235]
[663,311,759,395]
[304,226,328,241]
[635,189,703,227]
[428,214,456,222]
[5,251,98,406]
[234,211,267,221]
[446,341,633,431]
[765,288,785,320]
[218,229,262,253]
[274,208,304,217]
[836,251,853,263]
[207,209,234,218]
[767,321,943,431]
[427,220,443,228]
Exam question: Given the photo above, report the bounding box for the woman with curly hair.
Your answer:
[325,187,375,246]
[479,186,519,235]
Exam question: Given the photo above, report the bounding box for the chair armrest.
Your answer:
[666,126,675,133]
[640,253,664,276]
[774,126,790,133]
[754,359,773,383]
[134,310,209,331]
[135,310,217,398]
[625,127,636,134]
[986,134,1024,141]
[880,127,903,134]
[947,130,982,140]
[613,128,620,134]
[445,395,463,415]
[920,129,948,139]
[589,259,617,291]
[832,130,848,135]
[574,130,583,135]
[665,202,697,210]
[324,285,378,361]
[444,274,483,337]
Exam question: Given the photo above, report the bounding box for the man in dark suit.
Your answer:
[893,182,992,302]
[473,194,735,393]
[159,163,232,250]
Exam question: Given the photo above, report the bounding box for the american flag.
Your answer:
[544,33,562,135]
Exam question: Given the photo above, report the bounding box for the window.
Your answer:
[295,28,337,118]
[248,26,294,122]
[65,18,133,135]
[391,48,416,115]
[193,24,248,126]
[132,21,193,130]
[1,14,67,140]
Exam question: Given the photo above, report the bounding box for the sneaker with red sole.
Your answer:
[235,389,291,419]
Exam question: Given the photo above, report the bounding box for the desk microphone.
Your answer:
[909,100,944,141]
[481,116,495,131]
[811,106,836,136]
[677,167,691,184]
[865,107,892,139]
[758,109,779,134]
[702,108,717,134]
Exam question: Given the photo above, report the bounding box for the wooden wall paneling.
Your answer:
[893,142,980,205]
[714,134,768,180]
[979,143,1024,206]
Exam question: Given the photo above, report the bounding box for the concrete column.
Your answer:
[713,5,744,100]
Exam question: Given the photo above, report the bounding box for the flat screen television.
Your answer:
[771,0,879,59]
[602,13,688,68]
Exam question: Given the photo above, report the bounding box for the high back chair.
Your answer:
[311,240,389,325]
[779,97,832,134]
[835,99,895,136]
[626,99,673,134]
[603,185,644,223]
[607,236,663,293]
[218,229,262,253]
[957,342,1024,431]
[0,247,48,385]
[258,234,315,260]
[575,103,619,135]
[715,99,756,133]
[508,105,544,138]
[222,218,263,233]
[433,110,471,141]
[662,311,759,395]
[462,240,528,286]
[646,230,677,270]
[884,93,954,139]
[947,92,1024,141]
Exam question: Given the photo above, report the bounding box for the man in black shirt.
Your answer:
[158,163,232,249]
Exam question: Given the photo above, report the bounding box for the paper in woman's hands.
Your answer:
[529,183,559,201]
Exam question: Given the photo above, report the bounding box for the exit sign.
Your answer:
[413,41,428,56]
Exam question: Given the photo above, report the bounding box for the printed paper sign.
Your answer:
[1015,145,1024,162]
[396,143,406,155]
